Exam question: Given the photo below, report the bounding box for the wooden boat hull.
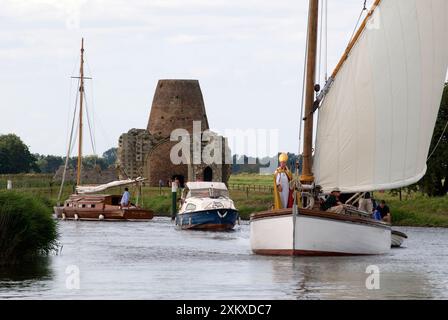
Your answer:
[176,209,239,231]
[250,209,391,256]
[54,206,154,221]
[391,230,408,248]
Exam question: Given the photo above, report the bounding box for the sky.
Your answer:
[0,0,376,157]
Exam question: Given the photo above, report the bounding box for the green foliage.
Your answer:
[0,191,59,266]
[68,155,108,170]
[418,83,448,196]
[383,193,448,227]
[35,154,64,174]
[102,148,118,167]
[0,134,38,174]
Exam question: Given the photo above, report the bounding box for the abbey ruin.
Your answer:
[117,80,231,187]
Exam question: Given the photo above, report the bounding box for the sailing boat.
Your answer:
[53,39,154,221]
[250,0,448,255]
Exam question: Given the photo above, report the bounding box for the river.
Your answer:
[1,217,448,300]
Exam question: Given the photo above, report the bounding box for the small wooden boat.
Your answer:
[391,230,408,248]
[54,177,154,221]
[53,39,154,221]
[55,194,153,221]
[176,182,239,231]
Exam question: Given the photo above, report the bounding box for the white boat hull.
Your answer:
[251,210,391,256]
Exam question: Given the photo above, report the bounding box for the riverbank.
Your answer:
[1,173,447,227]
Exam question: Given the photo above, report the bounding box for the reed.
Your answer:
[0,191,58,266]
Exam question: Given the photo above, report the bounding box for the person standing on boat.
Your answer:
[358,192,374,214]
[120,187,131,209]
[321,188,345,214]
[273,153,293,209]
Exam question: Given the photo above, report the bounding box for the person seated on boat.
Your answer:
[321,188,345,214]
[273,153,293,209]
[120,187,131,209]
[358,192,374,214]
[376,200,391,223]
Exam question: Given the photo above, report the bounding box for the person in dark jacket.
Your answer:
[375,200,391,223]
[321,188,345,214]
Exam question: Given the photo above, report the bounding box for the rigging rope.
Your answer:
[84,93,97,157]
[349,0,368,43]
[324,0,328,81]
[427,118,448,162]
[298,1,311,155]
[57,79,80,204]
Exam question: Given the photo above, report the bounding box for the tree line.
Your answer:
[0,134,117,174]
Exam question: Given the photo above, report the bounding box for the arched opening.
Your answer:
[203,167,213,182]
[172,174,185,188]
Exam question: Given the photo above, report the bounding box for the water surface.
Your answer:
[1,218,447,299]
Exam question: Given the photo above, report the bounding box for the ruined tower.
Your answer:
[148,80,209,136]
[117,80,231,187]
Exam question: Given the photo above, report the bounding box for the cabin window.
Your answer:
[186,203,197,212]
[111,196,121,206]
[82,204,86,208]
[91,204,96,208]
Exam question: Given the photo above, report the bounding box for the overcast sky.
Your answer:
[0,0,376,157]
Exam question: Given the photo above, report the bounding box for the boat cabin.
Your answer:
[182,182,229,200]
[64,194,125,209]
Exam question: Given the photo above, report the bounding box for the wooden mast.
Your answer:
[300,0,319,184]
[77,38,85,186]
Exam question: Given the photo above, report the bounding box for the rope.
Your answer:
[427,118,448,162]
[84,93,97,157]
[83,55,97,158]
[57,80,80,204]
[349,0,368,43]
[298,2,311,155]
[318,0,324,86]
[324,0,328,81]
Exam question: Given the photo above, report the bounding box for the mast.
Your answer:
[77,38,85,186]
[300,0,319,184]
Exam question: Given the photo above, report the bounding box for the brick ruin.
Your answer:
[117,80,231,186]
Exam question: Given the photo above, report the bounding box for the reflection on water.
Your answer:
[1,217,447,300]
[0,257,53,299]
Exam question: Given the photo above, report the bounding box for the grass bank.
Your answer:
[0,191,59,266]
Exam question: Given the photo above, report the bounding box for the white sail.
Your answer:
[76,177,146,194]
[314,0,448,193]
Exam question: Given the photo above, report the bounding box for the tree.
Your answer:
[35,154,64,174]
[418,83,448,196]
[0,134,38,174]
[68,155,108,170]
[102,147,118,167]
